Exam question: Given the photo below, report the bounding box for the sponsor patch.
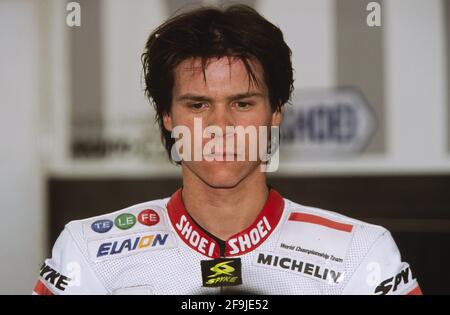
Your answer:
[201,258,243,287]
[91,219,114,234]
[175,214,218,257]
[276,212,354,267]
[374,264,418,295]
[38,263,71,292]
[226,216,272,256]
[88,231,176,262]
[115,213,136,230]
[138,209,160,226]
[254,252,345,285]
[82,206,166,240]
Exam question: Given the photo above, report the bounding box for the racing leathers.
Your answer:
[33,188,422,295]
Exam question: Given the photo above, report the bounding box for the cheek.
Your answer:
[236,112,273,129]
[241,103,273,125]
[170,108,194,129]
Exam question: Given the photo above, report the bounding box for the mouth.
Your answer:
[204,152,242,161]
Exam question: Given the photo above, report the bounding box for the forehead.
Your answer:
[173,56,267,96]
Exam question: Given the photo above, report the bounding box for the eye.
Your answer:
[234,102,252,110]
[189,103,208,111]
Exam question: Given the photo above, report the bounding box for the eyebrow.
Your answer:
[175,92,265,103]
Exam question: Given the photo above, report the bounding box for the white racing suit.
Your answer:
[33,188,422,295]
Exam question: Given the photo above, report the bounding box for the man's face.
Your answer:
[164,56,281,188]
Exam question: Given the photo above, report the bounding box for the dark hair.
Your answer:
[141,4,294,162]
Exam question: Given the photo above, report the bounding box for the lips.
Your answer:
[204,152,241,160]
[212,152,237,156]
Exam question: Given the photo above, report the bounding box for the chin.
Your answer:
[189,161,253,189]
[203,177,242,189]
[202,169,244,189]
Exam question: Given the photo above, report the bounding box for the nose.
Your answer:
[206,103,235,136]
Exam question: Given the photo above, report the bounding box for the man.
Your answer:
[33,5,421,295]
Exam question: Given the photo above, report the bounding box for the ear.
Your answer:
[271,105,283,127]
[163,113,173,132]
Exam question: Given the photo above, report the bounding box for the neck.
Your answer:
[181,166,269,241]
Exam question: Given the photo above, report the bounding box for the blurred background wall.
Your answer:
[0,0,449,294]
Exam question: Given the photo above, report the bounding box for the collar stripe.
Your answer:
[167,188,284,258]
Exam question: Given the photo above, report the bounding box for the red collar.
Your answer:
[167,187,285,258]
